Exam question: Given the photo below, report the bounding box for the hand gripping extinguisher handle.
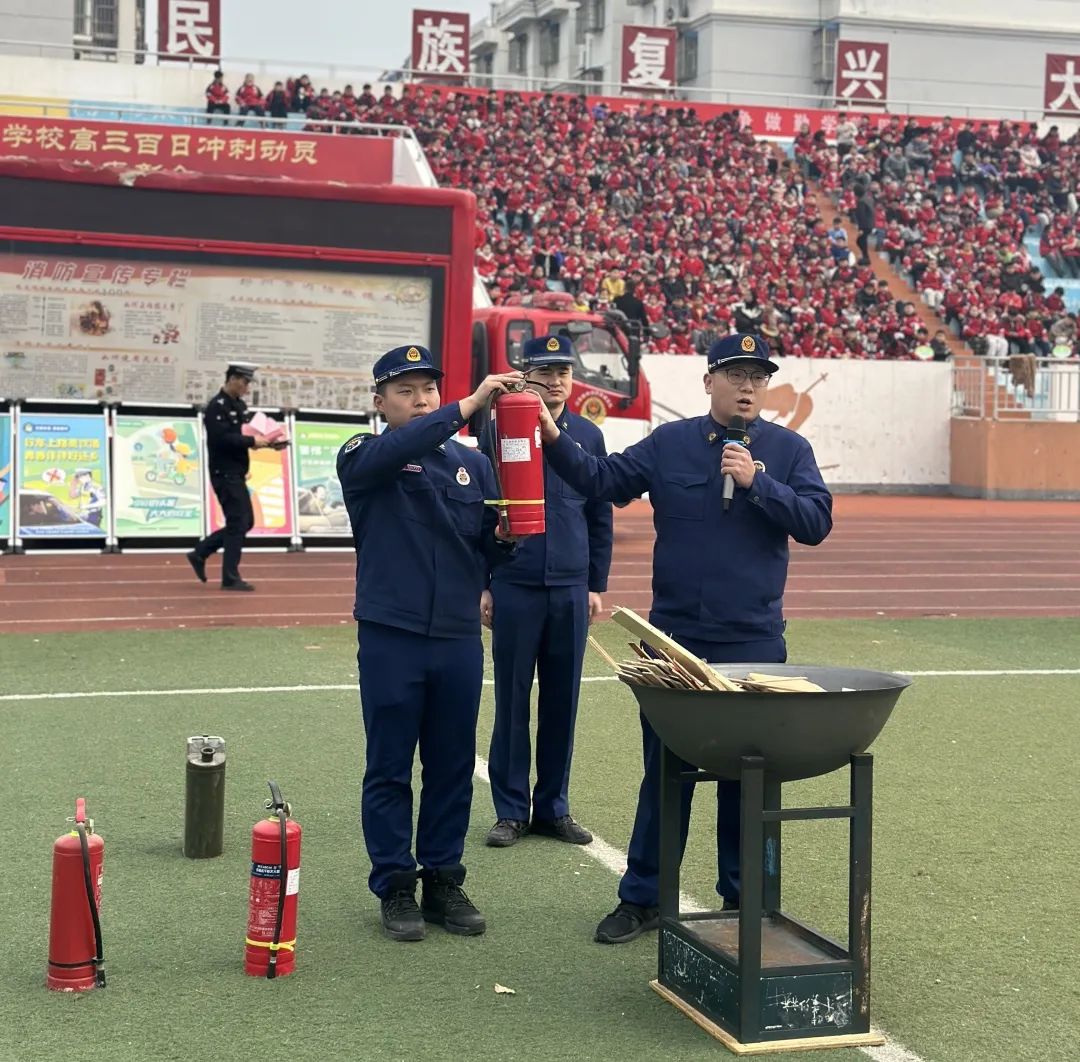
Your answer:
[74,799,106,987]
[264,781,289,980]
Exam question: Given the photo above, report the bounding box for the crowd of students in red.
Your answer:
[813,113,1079,358]
[201,74,1079,360]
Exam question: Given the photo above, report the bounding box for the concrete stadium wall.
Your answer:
[0,0,69,57]
[642,356,952,491]
[951,419,1080,499]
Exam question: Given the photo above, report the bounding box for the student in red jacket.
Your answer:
[235,74,264,126]
[206,70,230,125]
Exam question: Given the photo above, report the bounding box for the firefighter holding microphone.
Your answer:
[482,334,613,849]
[337,345,524,942]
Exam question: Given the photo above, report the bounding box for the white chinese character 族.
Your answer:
[415,17,467,74]
[1047,58,1080,113]
[625,32,672,89]
[838,47,885,100]
[165,0,215,58]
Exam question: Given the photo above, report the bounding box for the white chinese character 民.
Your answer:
[838,47,885,101]
[625,32,672,89]
[165,0,215,58]
[416,17,467,75]
[1047,58,1080,113]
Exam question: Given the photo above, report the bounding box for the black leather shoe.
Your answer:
[380,889,425,942]
[530,814,593,845]
[595,902,660,944]
[485,819,528,847]
[421,869,486,936]
[721,897,739,911]
[221,580,256,591]
[185,551,207,583]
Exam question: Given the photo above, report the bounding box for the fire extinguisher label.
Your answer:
[499,437,531,463]
[251,862,281,878]
[286,868,300,896]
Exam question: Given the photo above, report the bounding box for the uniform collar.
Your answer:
[702,412,761,444]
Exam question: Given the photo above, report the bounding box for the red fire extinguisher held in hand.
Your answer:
[245,781,301,979]
[483,382,546,536]
[47,798,106,991]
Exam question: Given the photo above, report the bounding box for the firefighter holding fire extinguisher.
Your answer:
[482,334,613,849]
[337,344,524,942]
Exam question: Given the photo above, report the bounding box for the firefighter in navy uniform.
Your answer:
[535,333,833,943]
[187,362,282,591]
[482,335,613,848]
[337,344,526,942]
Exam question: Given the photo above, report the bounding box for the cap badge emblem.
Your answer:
[741,336,756,353]
[546,337,561,352]
[406,347,422,362]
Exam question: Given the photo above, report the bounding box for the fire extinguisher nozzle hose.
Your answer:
[265,781,289,981]
[75,821,106,988]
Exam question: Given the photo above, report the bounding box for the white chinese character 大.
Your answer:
[166,0,215,58]
[626,32,672,89]
[416,17,467,75]
[1047,58,1080,113]
[838,46,885,100]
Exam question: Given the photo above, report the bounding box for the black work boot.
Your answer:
[485,818,528,847]
[594,902,660,944]
[185,551,207,583]
[379,871,425,942]
[420,867,486,936]
[530,814,593,845]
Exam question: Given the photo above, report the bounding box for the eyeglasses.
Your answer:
[721,367,772,388]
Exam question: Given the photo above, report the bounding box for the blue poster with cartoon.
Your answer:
[0,413,11,540]
[16,413,109,537]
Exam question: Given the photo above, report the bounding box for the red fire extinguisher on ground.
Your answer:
[484,383,546,536]
[47,798,106,991]
[245,781,301,979]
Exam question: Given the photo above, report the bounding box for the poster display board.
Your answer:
[207,443,293,538]
[112,413,205,538]
[292,421,370,537]
[0,251,431,412]
[15,411,109,538]
[0,411,11,541]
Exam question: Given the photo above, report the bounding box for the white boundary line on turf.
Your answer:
[3,667,1080,702]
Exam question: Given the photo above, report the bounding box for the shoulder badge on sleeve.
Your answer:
[342,434,366,454]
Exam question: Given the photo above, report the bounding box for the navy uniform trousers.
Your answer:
[358,621,483,899]
[618,634,787,909]
[197,473,254,585]
[488,583,590,823]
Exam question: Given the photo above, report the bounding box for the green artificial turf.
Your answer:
[1,618,1077,1062]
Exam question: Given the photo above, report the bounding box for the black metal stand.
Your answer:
[652,749,884,1054]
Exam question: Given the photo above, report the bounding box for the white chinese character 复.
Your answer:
[625,32,672,89]
[165,0,216,59]
[416,17,467,75]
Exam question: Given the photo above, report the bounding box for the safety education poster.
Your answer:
[113,415,204,537]
[208,446,293,538]
[0,412,11,539]
[292,422,370,536]
[16,412,109,537]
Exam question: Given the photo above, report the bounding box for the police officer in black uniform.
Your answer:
[337,344,526,942]
[483,335,613,849]
[187,362,284,591]
[535,333,833,943]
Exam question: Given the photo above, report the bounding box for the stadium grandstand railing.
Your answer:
[952,356,1080,421]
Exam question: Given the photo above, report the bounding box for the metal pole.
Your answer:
[762,776,782,913]
[848,753,874,1033]
[738,755,765,1045]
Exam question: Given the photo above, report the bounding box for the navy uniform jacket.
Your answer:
[543,414,832,643]
[337,402,513,639]
[485,409,613,592]
[205,390,254,476]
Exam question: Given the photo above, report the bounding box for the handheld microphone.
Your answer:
[721,414,747,512]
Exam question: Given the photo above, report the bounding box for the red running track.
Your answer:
[3,496,1080,634]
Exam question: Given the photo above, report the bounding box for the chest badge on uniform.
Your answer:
[708,431,717,443]
[754,460,766,474]
[455,466,471,485]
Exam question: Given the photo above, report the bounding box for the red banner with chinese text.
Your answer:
[0,116,394,184]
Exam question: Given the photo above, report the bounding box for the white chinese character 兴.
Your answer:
[415,17,467,75]
[1047,58,1080,113]
[764,112,782,133]
[625,32,672,89]
[165,0,215,58]
[838,47,885,101]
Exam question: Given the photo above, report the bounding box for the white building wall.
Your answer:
[0,0,71,57]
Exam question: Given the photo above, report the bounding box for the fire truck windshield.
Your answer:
[506,319,632,396]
